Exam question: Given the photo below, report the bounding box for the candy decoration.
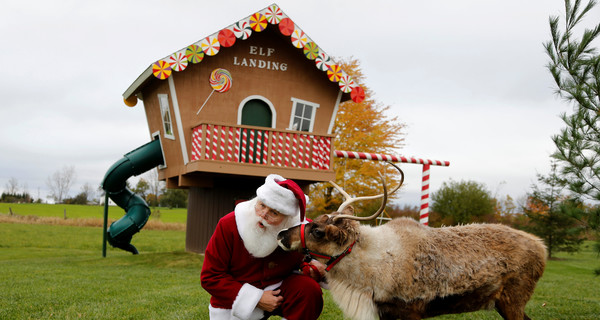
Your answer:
[200,36,220,56]
[338,74,355,93]
[152,60,172,80]
[326,64,342,82]
[209,68,233,93]
[185,44,204,64]
[351,86,365,103]
[303,42,319,60]
[124,95,137,107]
[168,51,188,72]
[265,5,283,24]
[278,18,294,36]
[197,68,233,115]
[233,20,252,39]
[249,13,267,32]
[218,28,236,47]
[291,28,308,48]
[315,51,331,71]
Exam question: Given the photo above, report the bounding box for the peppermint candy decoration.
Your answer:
[264,5,283,24]
[152,60,172,80]
[327,64,342,82]
[186,44,204,64]
[200,36,220,56]
[338,73,356,93]
[249,13,268,32]
[232,20,252,40]
[168,51,188,72]
[291,28,308,49]
[315,51,331,71]
[278,17,294,36]
[218,28,236,47]
[303,42,319,60]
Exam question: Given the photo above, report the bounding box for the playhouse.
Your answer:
[117,4,364,253]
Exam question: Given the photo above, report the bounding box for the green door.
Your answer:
[241,99,272,127]
[240,99,272,163]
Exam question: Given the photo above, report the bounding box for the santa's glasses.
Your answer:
[255,201,282,222]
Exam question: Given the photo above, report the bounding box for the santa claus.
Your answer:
[201,174,324,320]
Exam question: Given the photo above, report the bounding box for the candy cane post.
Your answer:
[333,150,450,226]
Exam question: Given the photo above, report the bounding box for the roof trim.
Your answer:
[123,3,365,105]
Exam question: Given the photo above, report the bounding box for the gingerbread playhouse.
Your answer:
[117,3,364,253]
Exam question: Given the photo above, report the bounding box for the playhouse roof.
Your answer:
[122,3,365,106]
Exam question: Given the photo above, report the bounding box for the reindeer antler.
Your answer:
[331,162,404,214]
[331,163,404,222]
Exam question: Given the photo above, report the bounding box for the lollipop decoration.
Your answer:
[197,68,233,115]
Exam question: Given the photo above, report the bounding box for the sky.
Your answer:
[1,0,598,207]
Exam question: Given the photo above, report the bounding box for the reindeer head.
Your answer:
[277,164,403,269]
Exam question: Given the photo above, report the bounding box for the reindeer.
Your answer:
[278,166,546,320]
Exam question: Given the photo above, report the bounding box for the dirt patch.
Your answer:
[0,213,185,231]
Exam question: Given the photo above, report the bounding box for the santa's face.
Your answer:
[238,199,294,258]
[254,200,286,228]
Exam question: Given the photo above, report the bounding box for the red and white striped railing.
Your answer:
[191,124,333,170]
[333,150,450,226]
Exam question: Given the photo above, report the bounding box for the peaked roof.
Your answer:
[123,3,365,106]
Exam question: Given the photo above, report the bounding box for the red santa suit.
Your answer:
[201,176,323,320]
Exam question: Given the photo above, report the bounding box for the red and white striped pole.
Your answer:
[333,150,449,225]
[420,164,431,225]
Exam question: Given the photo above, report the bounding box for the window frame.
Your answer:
[157,93,175,140]
[288,97,320,132]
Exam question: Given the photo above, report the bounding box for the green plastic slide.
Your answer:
[101,139,164,254]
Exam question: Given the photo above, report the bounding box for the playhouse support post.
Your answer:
[102,193,108,257]
[420,164,430,226]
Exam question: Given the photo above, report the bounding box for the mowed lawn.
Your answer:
[1,205,599,319]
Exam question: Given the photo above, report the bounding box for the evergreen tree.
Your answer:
[523,162,585,259]
[546,0,600,202]
[545,0,600,269]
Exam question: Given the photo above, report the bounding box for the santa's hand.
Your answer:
[257,289,283,312]
[309,260,326,281]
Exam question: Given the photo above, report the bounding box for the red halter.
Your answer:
[300,223,355,272]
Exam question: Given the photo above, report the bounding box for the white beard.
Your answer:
[236,198,294,258]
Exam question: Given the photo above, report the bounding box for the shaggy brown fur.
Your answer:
[278,214,546,320]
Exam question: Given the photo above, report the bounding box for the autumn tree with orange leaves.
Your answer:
[307,58,406,219]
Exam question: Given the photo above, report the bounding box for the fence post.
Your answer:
[420,164,431,226]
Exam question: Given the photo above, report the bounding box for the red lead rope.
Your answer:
[300,223,356,272]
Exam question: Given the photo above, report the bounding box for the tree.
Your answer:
[546,0,600,203]
[523,162,585,258]
[5,177,19,194]
[308,58,406,218]
[160,189,188,209]
[430,180,495,226]
[46,166,76,203]
[133,178,150,200]
[546,0,600,271]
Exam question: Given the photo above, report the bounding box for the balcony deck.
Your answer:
[184,122,335,182]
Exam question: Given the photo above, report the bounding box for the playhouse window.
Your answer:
[289,98,319,132]
[158,94,175,140]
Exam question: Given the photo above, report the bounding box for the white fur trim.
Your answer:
[231,283,264,320]
[256,174,300,217]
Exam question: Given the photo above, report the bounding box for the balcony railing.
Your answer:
[191,123,332,170]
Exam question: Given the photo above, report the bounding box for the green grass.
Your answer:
[1,217,599,319]
[0,203,187,224]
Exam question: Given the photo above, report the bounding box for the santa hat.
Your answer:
[256,174,306,222]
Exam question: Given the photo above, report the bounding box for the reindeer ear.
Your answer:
[325,225,348,246]
[341,205,354,216]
